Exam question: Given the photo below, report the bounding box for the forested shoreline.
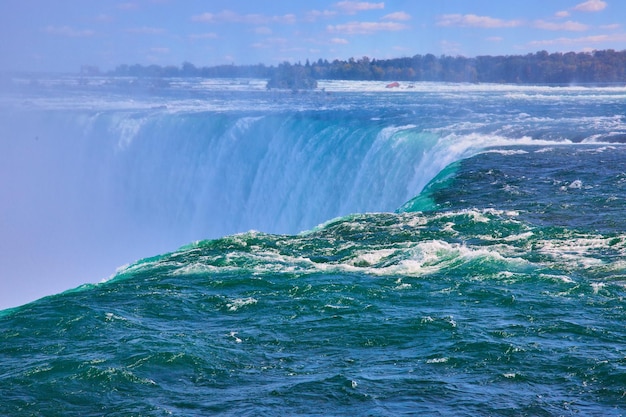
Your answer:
[104,49,626,86]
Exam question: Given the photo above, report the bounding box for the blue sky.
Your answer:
[1,0,625,72]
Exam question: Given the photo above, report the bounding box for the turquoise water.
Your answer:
[1,79,626,415]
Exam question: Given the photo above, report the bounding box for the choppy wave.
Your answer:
[2,206,625,415]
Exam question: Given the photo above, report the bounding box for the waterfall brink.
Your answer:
[13,110,454,239]
[0,104,485,307]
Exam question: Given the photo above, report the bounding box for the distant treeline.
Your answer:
[105,49,626,85]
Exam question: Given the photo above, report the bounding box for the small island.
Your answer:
[266,62,318,90]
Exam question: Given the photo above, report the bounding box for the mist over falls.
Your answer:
[0,105,464,308]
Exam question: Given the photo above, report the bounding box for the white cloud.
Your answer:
[150,47,169,54]
[327,21,409,34]
[528,33,626,47]
[555,10,570,18]
[573,0,607,12]
[440,40,462,55]
[392,45,409,51]
[267,37,288,44]
[251,37,288,49]
[117,2,138,10]
[486,36,504,42]
[94,14,113,23]
[277,14,297,25]
[382,12,411,21]
[125,27,165,35]
[600,23,621,30]
[191,10,295,25]
[191,12,214,22]
[534,20,589,31]
[331,37,349,44]
[43,26,95,37]
[305,9,338,22]
[254,27,273,35]
[437,14,523,28]
[334,1,385,14]
[189,32,218,40]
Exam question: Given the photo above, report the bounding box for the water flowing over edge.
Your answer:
[1,78,626,309]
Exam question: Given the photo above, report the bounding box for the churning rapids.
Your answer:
[1,77,626,416]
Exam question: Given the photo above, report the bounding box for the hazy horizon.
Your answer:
[1,0,625,73]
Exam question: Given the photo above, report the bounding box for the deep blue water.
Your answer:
[1,78,626,415]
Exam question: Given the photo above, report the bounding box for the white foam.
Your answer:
[535,234,626,272]
[104,312,127,322]
[170,262,222,275]
[394,278,412,290]
[229,331,243,343]
[426,357,449,364]
[351,249,396,266]
[226,297,257,311]
[324,304,349,310]
[317,80,626,95]
[568,179,583,189]
[444,316,457,327]
[591,282,606,294]
[539,273,575,284]
[485,149,529,156]
[503,231,534,242]
[534,147,555,153]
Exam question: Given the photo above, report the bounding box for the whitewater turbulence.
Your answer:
[1,78,625,308]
